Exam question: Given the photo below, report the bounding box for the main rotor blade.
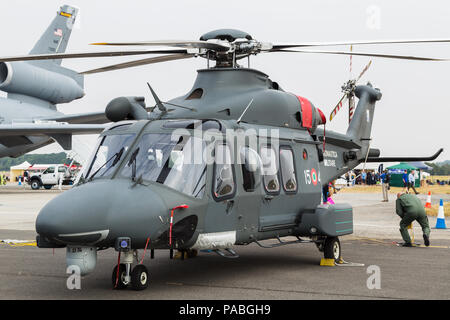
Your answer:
[272,38,450,50]
[0,49,188,63]
[272,49,450,61]
[91,40,230,52]
[80,53,195,74]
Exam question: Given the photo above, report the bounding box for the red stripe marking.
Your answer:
[317,108,326,124]
[297,96,313,129]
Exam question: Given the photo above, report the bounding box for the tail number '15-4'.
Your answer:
[304,168,318,185]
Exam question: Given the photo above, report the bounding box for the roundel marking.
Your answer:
[311,168,318,186]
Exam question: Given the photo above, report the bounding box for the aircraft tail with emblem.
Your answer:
[0,5,84,107]
[29,4,79,65]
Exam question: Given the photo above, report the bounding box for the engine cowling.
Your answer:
[105,96,149,122]
[297,95,326,133]
[0,62,85,104]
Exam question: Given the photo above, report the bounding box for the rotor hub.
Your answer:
[200,29,253,42]
[197,29,272,68]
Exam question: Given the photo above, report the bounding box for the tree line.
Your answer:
[425,161,450,175]
[0,152,68,171]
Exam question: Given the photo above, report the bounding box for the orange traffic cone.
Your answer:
[425,191,432,208]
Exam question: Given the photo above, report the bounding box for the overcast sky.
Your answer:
[1,0,449,162]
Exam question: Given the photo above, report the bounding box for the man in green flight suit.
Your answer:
[396,193,430,247]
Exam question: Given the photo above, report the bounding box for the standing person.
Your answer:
[402,170,409,193]
[361,171,367,185]
[395,193,430,247]
[368,171,373,185]
[322,184,329,204]
[345,173,350,187]
[380,170,391,202]
[408,170,419,195]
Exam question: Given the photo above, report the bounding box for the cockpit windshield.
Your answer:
[121,133,207,198]
[85,134,135,180]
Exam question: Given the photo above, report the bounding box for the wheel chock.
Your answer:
[173,249,198,260]
[173,251,184,260]
[320,258,335,266]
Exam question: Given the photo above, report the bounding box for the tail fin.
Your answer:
[6,4,84,106]
[346,84,382,155]
[29,5,79,65]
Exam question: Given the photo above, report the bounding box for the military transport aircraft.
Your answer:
[1,27,445,290]
[0,4,107,158]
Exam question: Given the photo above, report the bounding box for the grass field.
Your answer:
[425,202,450,217]
[335,177,449,217]
[424,175,450,183]
[337,184,450,195]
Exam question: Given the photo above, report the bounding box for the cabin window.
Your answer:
[260,146,280,194]
[240,147,261,192]
[280,147,297,193]
[213,144,235,200]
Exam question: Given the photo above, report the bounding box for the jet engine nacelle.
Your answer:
[105,96,149,122]
[0,62,85,104]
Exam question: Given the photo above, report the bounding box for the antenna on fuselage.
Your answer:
[146,82,197,114]
[237,99,254,124]
[146,83,167,113]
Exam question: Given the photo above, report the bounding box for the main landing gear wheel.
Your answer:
[112,264,128,289]
[323,237,341,263]
[131,264,149,291]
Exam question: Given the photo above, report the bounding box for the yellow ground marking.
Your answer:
[1,240,36,247]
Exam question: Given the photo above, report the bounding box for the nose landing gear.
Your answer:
[112,250,149,290]
[112,237,149,290]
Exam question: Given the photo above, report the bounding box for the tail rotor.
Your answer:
[329,48,372,124]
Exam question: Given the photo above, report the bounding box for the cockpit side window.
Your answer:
[121,133,207,198]
[280,147,297,193]
[260,146,280,194]
[85,134,136,180]
[213,144,235,200]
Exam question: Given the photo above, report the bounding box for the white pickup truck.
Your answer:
[29,165,75,190]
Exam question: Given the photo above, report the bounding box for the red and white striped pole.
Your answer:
[169,204,189,246]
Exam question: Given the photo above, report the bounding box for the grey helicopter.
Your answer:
[3,28,445,290]
[0,4,111,159]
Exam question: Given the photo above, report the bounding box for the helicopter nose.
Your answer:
[35,180,167,246]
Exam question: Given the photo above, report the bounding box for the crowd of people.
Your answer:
[350,169,381,185]
[0,174,8,185]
